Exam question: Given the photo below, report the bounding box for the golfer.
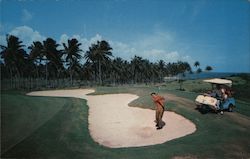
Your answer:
[151,92,165,130]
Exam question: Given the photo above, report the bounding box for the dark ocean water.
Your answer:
[181,72,240,80]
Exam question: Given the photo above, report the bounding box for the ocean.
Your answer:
[180,72,240,80]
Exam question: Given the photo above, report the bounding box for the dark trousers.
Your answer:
[156,106,164,127]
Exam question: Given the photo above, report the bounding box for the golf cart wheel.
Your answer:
[196,104,201,109]
[228,104,234,112]
[200,105,209,114]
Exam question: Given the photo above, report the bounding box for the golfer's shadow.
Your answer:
[155,120,166,129]
[162,121,166,127]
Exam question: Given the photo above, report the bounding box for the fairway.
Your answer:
[1,86,250,158]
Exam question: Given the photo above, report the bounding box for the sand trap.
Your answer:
[27,89,196,148]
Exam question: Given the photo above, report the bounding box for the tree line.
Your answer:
[0,34,212,90]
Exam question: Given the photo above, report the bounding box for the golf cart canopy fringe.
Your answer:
[203,78,232,86]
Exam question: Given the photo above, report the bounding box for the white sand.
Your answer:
[27,89,196,148]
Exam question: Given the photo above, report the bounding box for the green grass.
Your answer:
[1,76,250,158]
[229,75,250,103]
[1,93,64,154]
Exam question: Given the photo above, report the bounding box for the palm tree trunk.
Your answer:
[98,60,102,85]
[46,59,48,87]
[15,66,21,89]
[9,67,13,89]
[179,81,183,90]
[70,66,73,86]
[36,64,39,79]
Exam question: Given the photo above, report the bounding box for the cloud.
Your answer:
[142,49,193,64]
[59,33,137,61]
[109,29,193,63]
[0,34,5,46]
[133,30,174,51]
[21,9,33,23]
[108,41,136,59]
[89,34,102,44]
[0,23,3,32]
[163,51,193,63]
[1,25,194,65]
[112,29,194,63]
[0,23,5,45]
[9,25,45,47]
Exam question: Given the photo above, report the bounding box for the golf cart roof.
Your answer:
[203,78,232,86]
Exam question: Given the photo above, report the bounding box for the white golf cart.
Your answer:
[195,78,236,114]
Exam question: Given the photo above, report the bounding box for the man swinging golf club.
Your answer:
[151,92,166,130]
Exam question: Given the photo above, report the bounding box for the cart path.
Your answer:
[27,89,196,148]
[163,93,250,128]
[163,93,196,110]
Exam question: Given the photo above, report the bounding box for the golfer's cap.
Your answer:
[151,92,156,95]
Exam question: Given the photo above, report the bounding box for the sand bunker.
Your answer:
[27,89,196,148]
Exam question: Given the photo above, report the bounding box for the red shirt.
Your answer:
[152,95,165,108]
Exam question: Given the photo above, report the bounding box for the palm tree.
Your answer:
[84,43,98,82]
[84,40,112,85]
[197,68,202,74]
[69,59,82,81]
[82,61,94,81]
[28,41,44,78]
[194,61,202,74]
[0,35,27,88]
[205,66,213,72]
[177,61,191,90]
[141,59,151,83]
[122,60,131,84]
[97,40,112,85]
[42,38,63,86]
[167,62,184,77]
[112,57,124,84]
[194,61,200,68]
[1,62,8,79]
[63,38,82,85]
[131,55,144,83]
[141,59,158,84]
[157,60,165,82]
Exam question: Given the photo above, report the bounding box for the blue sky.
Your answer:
[0,0,249,72]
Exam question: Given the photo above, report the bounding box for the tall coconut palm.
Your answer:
[141,59,150,83]
[177,61,191,76]
[63,38,82,85]
[84,40,112,85]
[96,40,112,85]
[112,57,124,84]
[194,61,203,74]
[42,38,63,85]
[82,61,94,81]
[122,60,131,84]
[28,41,44,78]
[131,55,144,83]
[1,62,8,79]
[143,60,155,83]
[84,43,98,81]
[0,35,27,88]
[177,61,191,90]
[167,62,179,76]
[69,59,82,80]
[157,60,165,82]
